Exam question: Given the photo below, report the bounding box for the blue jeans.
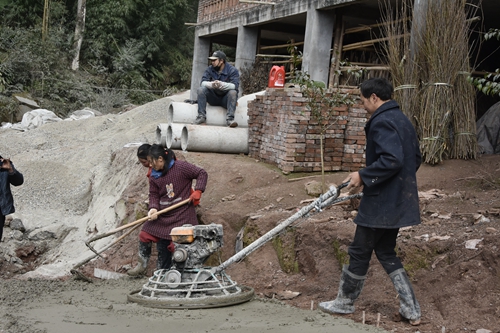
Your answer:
[347,225,403,276]
[197,86,237,121]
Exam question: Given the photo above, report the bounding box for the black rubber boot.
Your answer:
[127,242,152,276]
[389,268,421,325]
[156,239,173,270]
[318,265,366,314]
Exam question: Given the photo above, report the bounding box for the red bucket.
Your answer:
[268,66,285,88]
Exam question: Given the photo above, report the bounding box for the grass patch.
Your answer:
[332,239,349,270]
[399,246,433,278]
[272,229,299,274]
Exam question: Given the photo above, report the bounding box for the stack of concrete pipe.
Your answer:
[156,91,264,154]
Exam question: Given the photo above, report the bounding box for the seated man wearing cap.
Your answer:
[194,50,240,128]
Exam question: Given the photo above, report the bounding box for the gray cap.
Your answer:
[208,50,227,61]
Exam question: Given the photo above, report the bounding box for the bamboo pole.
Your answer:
[260,41,304,50]
[342,34,410,52]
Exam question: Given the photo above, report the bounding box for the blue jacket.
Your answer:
[355,100,421,229]
[0,164,24,216]
[201,62,240,92]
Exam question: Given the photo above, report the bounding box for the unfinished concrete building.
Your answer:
[188,0,500,172]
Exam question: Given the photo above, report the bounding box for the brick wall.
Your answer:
[247,87,367,173]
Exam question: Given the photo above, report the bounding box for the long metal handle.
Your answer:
[214,184,343,273]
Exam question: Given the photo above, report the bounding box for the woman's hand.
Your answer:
[148,208,158,220]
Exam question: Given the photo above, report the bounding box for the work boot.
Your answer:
[226,119,238,128]
[193,116,206,125]
[156,239,173,270]
[389,268,421,326]
[127,241,152,276]
[318,265,366,314]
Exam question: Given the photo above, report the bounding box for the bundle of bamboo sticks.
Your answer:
[381,0,420,132]
[381,0,479,164]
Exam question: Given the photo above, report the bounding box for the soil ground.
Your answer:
[0,91,499,333]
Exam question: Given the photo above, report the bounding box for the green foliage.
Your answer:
[0,0,197,117]
[271,230,299,274]
[291,70,359,190]
[332,239,349,270]
[469,29,500,97]
[400,246,431,278]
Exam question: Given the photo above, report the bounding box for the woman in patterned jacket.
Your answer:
[127,145,208,276]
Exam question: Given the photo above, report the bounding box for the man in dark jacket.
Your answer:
[194,50,240,128]
[318,78,422,326]
[0,156,24,241]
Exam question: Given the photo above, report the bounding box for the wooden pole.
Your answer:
[329,13,344,88]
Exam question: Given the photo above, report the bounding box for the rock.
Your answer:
[305,181,322,197]
[221,194,236,202]
[476,329,492,333]
[10,218,25,232]
[277,290,301,300]
[473,214,490,224]
[10,230,24,241]
[465,238,483,250]
[4,215,13,226]
[28,230,57,241]
[429,235,451,242]
[485,227,497,234]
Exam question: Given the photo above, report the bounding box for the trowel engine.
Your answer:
[164,224,224,286]
[128,223,253,309]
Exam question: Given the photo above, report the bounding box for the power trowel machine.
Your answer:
[127,183,361,309]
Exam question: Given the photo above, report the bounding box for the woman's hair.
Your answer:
[148,144,176,175]
[137,144,151,160]
[360,78,393,100]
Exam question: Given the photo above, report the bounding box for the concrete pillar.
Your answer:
[410,0,428,61]
[235,25,259,95]
[302,8,335,86]
[190,31,211,101]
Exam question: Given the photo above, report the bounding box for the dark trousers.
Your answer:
[197,86,237,120]
[0,215,4,241]
[347,225,403,276]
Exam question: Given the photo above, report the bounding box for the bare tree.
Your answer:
[71,0,87,70]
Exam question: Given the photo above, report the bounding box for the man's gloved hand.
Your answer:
[148,208,158,220]
[189,189,202,206]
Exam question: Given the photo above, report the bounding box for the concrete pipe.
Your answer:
[157,123,184,149]
[166,123,184,150]
[156,123,168,147]
[181,124,249,154]
[167,102,249,127]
